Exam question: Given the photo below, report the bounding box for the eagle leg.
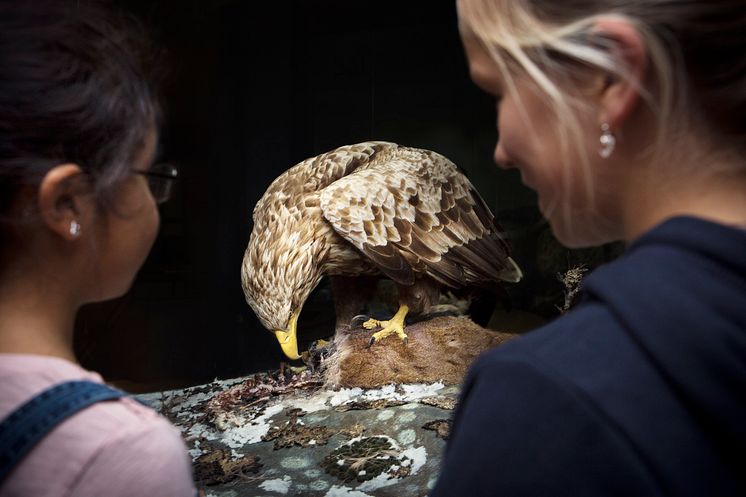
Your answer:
[330,276,380,333]
[364,304,410,346]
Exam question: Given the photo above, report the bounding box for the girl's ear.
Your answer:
[592,17,648,128]
[37,164,93,241]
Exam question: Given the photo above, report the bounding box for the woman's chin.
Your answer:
[548,214,615,249]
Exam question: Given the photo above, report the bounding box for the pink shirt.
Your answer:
[0,354,196,497]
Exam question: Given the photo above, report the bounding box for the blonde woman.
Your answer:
[433,1,746,495]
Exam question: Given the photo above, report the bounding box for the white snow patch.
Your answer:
[282,389,341,413]
[401,382,445,398]
[221,403,284,448]
[212,377,247,388]
[259,475,292,494]
[185,423,221,458]
[357,471,399,492]
[187,422,210,439]
[328,382,444,409]
[402,446,428,474]
[329,388,363,406]
[171,391,213,413]
[323,485,374,497]
[374,384,397,397]
[285,392,330,413]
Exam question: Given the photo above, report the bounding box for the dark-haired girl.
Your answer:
[0,2,195,495]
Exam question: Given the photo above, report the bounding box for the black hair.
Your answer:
[0,0,161,238]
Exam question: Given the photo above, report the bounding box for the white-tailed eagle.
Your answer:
[241,141,521,359]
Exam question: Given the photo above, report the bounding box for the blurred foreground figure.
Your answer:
[432,0,746,496]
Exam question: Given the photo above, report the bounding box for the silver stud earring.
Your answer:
[69,220,81,237]
[599,123,616,159]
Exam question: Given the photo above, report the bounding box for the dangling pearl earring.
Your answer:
[599,123,616,159]
[69,220,81,237]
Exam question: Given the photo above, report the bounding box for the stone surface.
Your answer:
[139,378,459,497]
[137,316,519,496]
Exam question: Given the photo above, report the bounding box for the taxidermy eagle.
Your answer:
[241,141,522,360]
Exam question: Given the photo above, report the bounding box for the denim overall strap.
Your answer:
[0,380,126,485]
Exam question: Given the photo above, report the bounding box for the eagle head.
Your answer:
[241,223,322,360]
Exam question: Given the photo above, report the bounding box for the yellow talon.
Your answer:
[363,318,381,330]
[366,305,409,344]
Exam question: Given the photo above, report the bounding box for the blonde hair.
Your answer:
[458,0,746,235]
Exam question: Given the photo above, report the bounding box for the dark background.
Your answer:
[74,0,610,392]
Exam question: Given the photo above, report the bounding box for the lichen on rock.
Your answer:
[262,408,335,449]
[322,436,412,483]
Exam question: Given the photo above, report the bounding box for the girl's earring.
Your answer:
[69,220,81,237]
[599,123,616,159]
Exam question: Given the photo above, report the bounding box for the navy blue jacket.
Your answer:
[431,217,746,497]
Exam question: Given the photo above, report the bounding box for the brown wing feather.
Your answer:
[252,141,392,222]
[365,243,415,285]
[319,143,521,289]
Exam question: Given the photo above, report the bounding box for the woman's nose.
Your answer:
[493,140,512,169]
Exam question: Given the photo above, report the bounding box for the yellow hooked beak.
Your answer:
[274,312,300,360]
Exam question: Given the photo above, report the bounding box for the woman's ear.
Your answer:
[592,17,648,128]
[37,164,93,241]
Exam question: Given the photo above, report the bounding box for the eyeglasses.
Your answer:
[133,163,178,204]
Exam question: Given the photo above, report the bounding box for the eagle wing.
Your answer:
[252,141,394,223]
[319,143,521,288]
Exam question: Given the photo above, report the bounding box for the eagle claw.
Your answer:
[363,305,409,348]
[350,314,371,328]
[367,320,408,346]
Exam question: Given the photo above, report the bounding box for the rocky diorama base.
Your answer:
[138,316,517,497]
